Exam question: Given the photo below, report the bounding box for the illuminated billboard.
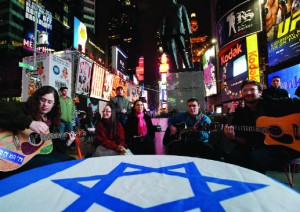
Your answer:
[216,0,262,50]
[73,17,105,62]
[202,46,217,96]
[266,0,300,66]
[112,46,128,74]
[233,55,247,77]
[90,63,105,99]
[219,39,248,102]
[267,64,300,98]
[23,0,53,53]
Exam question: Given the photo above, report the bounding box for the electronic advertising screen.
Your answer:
[112,46,128,74]
[267,64,300,98]
[73,17,88,53]
[73,17,105,62]
[23,0,53,53]
[219,40,247,81]
[233,55,247,77]
[266,0,300,66]
[202,46,217,96]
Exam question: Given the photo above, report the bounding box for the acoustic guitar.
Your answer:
[163,122,206,147]
[0,129,85,172]
[207,113,300,152]
[163,113,300,152]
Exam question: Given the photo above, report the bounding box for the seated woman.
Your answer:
[125,100,155,155]
[0,86,75,179]
[93,103,127,156]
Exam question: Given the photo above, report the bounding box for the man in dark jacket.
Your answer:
[262,76,289,100]
[224,80,300,174]
[110,86,131,127]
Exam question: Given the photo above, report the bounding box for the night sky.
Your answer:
[97,0,212,85]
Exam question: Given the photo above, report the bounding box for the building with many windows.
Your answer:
[82,0,96,33]
[0,0,89,97]
[107,0,140,74]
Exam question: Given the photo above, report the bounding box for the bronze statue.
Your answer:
[161,0,193,70]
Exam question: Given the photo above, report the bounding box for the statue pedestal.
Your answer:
[166,71,205,112]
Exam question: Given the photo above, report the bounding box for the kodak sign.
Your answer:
[220,43,242,65]
[246,34,260,82]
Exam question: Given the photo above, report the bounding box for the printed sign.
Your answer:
[266,0,300,66]
[216,0,262,50]
[21,54,72,101]
[75,57,93,95]
[90,63,105,99]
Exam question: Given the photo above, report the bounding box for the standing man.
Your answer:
[161,0,193,70]
[224,80,300,173]
[110,86,131,127]
[86,102,94,128]
[163,98,216,159]
[262,76,289,100]
[59,86,75,134]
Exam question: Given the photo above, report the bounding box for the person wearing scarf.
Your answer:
[125,100,155,155]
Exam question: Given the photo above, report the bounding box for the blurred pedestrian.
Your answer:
[110,86,131,127]
[59,86,75,135]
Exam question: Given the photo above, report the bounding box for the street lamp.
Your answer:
[33,2,38,70]
[32,0,70,70]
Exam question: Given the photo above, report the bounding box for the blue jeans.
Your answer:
[60,122,73,134]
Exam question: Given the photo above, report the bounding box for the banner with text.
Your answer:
[216,0,262,50]
[266,1,300,66]
[90,63,105,99]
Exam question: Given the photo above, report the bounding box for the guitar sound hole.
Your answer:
[29,133,42,145]
[268,125,283,137]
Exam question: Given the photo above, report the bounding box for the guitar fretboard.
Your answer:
[233,125,268,133]
[40,132,70,141]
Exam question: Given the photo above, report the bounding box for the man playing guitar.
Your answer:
[224,80,300,173]
[164,98,217,159]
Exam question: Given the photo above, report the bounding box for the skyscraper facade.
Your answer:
[83,0,96,33]
[107,0,140,74]
[0,0,77,97]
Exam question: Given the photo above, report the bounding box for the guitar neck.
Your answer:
[40,132,69,141]
[180,127,195,134]
[233,125,268,133]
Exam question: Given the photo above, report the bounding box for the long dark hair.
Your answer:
[26,86,61,128]
[102,103,118,141]
[131,99,146,114]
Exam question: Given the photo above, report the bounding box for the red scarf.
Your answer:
[136,112,147,136]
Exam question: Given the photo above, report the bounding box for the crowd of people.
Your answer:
[0,80,300,180]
